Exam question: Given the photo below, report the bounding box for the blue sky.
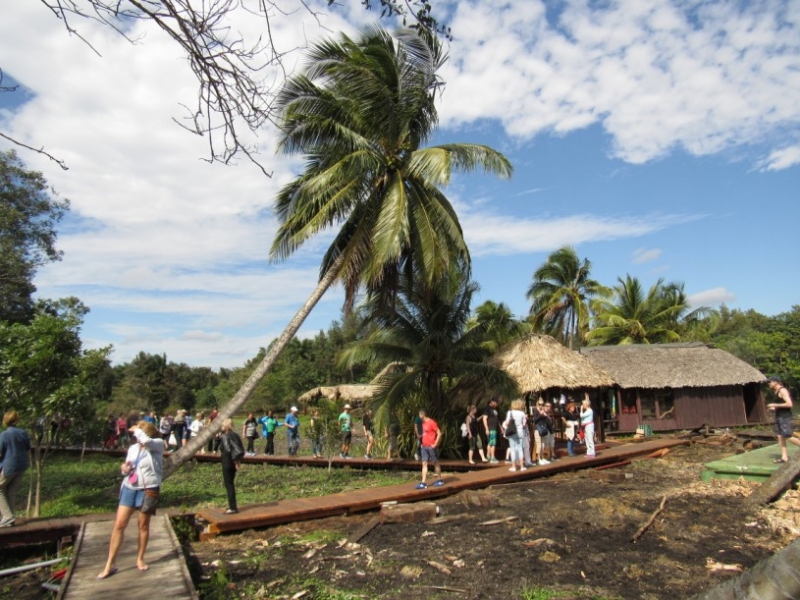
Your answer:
[2,0,799,368]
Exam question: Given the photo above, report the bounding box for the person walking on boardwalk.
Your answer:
[242,412,259,456]
[480,398,500,463]
[386,412,401,460]
[580,398,596,457]
[97,421,164,579]
[562,402,579,457]
[362,408,375,459]
[219,418,245,514]
[503,400,528,472]
[260,410,280,455]
[465,405,488,465]
[285,406,301,456]
[338,404,353,459]
[416,409,445,489]
[0,411,31,528]
[767,376,800,463]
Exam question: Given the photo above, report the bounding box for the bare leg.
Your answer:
[136,511,152,570]
[778,436,789,461]
[468,448,475,464]
[99,505,135,578]
[421,461,428,483]
[434,463,442,481]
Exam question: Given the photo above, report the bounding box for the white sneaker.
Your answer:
[538,459,550,465]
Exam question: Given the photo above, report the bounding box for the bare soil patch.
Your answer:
[188,442,800,599]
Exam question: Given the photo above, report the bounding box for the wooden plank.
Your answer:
[62,515,197,600]
[195,438,688,537]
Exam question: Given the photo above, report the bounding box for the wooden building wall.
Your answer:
[617,384,766,432]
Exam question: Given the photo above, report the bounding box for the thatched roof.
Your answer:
[297,383,376,404]
[296,362,408,405]
[580,343,766,389]
[489,334,615,393]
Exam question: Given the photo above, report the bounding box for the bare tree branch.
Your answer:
[0,133,70,171]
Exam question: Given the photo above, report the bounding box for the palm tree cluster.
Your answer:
[526,246,716,348]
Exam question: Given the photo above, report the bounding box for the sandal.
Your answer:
[773,458,788,464]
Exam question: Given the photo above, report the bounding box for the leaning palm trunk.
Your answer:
[692,537,800,600]
[162,256,343,479]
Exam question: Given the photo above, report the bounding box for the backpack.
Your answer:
[460,421,469,438]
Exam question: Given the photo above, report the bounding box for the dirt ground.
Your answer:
[187,441,800,600]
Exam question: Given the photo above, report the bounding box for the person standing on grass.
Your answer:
[0,411,31,528]
[285,406,300,456]
[189,412,205,453]
[465,405,488,465]
[338,404,353,459]
[767,376,800,464]
[310,410,323,458]
[416,409,445,489]
[260,410,280,455]
[480,398,501,464]
[219,418,245,514]
[581,398,596,457]
[362,408,375,459]
[97,421,164,579]
[242,412,259,456]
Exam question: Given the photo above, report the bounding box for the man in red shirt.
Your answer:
[416,409,445,489]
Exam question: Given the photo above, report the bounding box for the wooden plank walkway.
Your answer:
[59,515,197,600]
[195,437,687,538]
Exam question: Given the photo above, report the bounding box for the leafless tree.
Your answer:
[2,0,447,172]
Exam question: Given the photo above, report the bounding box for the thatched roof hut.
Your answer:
[489,334,615,393]
[296,362,407,406]
[580,343,765,388]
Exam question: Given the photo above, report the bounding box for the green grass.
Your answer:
[23,452,415,518]
[519,585,621,600]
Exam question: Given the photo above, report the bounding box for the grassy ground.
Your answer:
[25,452,415,518]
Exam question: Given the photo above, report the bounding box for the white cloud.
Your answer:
[758,146,800,171]
[440,0,800,165]
[461,211,697,257]
[632,248,662,264]
[688,287,736,308]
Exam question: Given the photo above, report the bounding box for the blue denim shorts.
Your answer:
[421,446,439,463]
[119,485,145,509]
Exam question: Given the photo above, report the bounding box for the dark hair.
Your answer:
[768,376,782,383]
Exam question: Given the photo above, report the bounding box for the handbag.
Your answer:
[168,432,178,447]
[505,417,517,437]
[127,449,143,485]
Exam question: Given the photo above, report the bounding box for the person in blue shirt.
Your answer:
[285,407,300,456]
[0,410,31,528]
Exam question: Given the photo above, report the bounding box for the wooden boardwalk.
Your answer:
[195,437,687,538]
[59,515,197,600]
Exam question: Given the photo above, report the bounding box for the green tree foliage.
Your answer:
[527,246,607,349]
[339,268,518,457]
[709,305,800,399]
[587,275,712,346]
[0,150,69,324]
[470,300,530,353]
[0,298,111,516]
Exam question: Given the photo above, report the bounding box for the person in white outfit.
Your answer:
[503,400,528,472]
[581,398,596,457]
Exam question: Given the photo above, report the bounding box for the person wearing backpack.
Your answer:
[219,418,244,514]
[464,406,488,465]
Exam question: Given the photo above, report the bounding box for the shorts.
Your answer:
[774,413,794,438]
[544,433,555,448]
[468,436,482,451]
[119,485,160,514]
[421,446,439,463]
[342,431,352,445]
[389,435,399,451]
[488,430,498,446]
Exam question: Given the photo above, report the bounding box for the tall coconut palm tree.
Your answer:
[526,246,606,349]
[587,275,710,345]
[163,27,512,476]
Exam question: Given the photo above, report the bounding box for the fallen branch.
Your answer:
[479,516,518,526]
[595,460,631,470]
[631,494,669,543]
[413,585,468,594]
[425,560,452,575]
[746,451,800,507]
